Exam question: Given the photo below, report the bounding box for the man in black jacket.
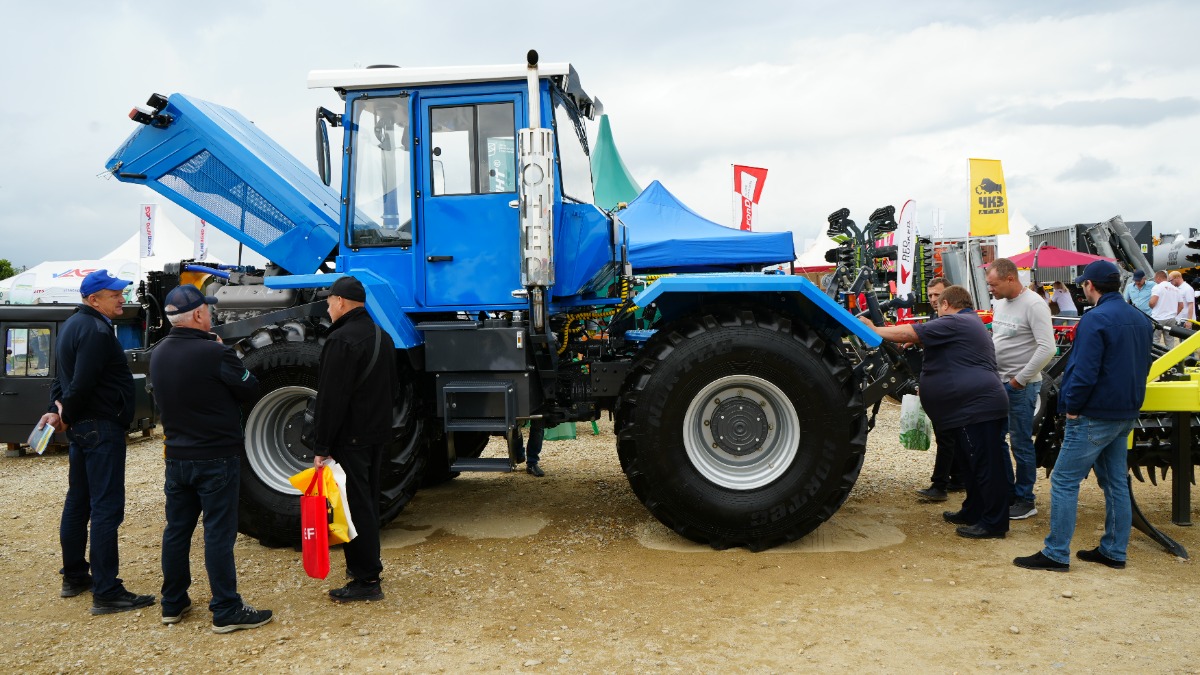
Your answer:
[38,269,155,614]
[149,285,273,632]
[312,276,396,602]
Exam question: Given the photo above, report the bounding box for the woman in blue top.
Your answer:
[861,285,1013,538]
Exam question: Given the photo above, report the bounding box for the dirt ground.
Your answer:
[1,404,1197,674]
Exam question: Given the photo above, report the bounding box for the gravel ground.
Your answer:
[1,403,1197,673]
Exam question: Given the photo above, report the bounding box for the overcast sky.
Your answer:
[2,0,1198,269]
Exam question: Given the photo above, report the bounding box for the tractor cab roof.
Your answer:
[307,62,601,118]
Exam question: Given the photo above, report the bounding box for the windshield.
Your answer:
[553,92,594,204]
[349,95,413,248]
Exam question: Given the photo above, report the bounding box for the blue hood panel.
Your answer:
[105,94,339,274]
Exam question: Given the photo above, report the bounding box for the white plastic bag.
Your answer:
[898,394,933,451]
[323,459,358,541]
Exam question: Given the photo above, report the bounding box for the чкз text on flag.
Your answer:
[968,159,1009,236]
[733,165,768,231]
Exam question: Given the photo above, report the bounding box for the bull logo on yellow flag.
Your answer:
[969,158,1009,236]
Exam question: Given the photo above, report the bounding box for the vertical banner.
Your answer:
[139,203,156,258]
[968,159,1009,236]
[895,200,918,300]
[732,165,768,231]
[194,217,209,261]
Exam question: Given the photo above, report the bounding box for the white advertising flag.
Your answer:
[139,203,156,258]
[194,217,209,261]
[895,200,918,299]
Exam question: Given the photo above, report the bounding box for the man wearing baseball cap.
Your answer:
[1122,269,1152,316]
[149,285,273,632]
[38,269,156,614]
[310,275,397,602]
[1014,260,1154,572]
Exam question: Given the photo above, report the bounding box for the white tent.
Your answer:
[3,259,140,305]
[796,234,840,268]
[1,205,222,305]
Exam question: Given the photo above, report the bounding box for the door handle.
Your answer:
[508,199,519,209]
[427,256,454,263]
[0,391,17,396]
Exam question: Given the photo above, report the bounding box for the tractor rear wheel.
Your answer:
[237,333,425,546]
[615,307,867,551]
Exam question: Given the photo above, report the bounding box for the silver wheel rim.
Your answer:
[682,374,800,490]
[245,385,314,495]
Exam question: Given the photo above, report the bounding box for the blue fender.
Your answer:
[631,273,883,348]
[265,273,421,348]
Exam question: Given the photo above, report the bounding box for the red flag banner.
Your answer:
[733,165,768,231]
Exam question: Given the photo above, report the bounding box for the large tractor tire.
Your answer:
[237,331,425,546]
[615,307,867,551]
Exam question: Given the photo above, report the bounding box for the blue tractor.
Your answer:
[105,52,913,551]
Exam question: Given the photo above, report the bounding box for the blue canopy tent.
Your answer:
[619,181,795,272]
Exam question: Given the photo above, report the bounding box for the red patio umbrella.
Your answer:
[986,245,1115,269]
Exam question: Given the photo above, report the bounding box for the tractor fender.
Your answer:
[631,274,883,348]
[265,272,421,348]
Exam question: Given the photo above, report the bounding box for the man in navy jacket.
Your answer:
[149,285,272,632]
[39,269,154,614]
[1014,261,1154,572]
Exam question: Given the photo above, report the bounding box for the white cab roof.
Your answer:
[307,63,573,91]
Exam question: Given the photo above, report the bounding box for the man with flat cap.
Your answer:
[149,285,273,632]
[1014,260,1154,572]
[311,276,396,602]
[38,269,155,614]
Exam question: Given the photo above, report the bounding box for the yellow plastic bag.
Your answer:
[290,464,354,545]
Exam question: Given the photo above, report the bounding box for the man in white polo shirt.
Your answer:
[1170,271,1196,328]
[1150,270,1183,347]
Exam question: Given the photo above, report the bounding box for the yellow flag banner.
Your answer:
[968,158,1009,236]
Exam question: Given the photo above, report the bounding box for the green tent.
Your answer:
[590,114,642,211]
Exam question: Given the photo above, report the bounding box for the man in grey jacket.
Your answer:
[986,258,1056,520]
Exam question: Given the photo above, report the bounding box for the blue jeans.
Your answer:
[161,457,243,619]
[1042,416,1134,565]
[60,419,127,599]
[1003,380,1041,504]
[517,421,546,465]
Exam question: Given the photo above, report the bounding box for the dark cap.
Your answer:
[164,284,218,316]
[80,269,132,297]
[1132,269,1146,280]
[1075,260,1121,286]
[329,275,366,302]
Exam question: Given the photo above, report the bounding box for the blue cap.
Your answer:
[80,269,132,297]
[1132,269,1146,280]
[1075,260,1121,285]
[164,284,218,316]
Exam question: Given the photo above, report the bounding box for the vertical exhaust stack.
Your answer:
[517,49,556,331]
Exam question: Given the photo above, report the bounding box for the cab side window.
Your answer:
[429,103,516,196]
[4,327,52,377]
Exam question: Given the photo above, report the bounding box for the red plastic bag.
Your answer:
[300,466,331,580]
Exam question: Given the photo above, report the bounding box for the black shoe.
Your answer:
[956,525,1006,539]
[946,483,966,493]
[942,510,973,525]
[1009,501,1038,520]
[915,486,948,501]
[91,590,156,615]
[212,604,273,633]
[162,601,193,625]
[1013,551,1069,572]
[1076,547,1126,569]
[329,579,384,603]
[61,575,93,598]
[526,463,545,478]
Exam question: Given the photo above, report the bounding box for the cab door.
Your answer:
[0,322,56,445]
[418,94,525,308]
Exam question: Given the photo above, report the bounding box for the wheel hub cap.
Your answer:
[710,397,769,456]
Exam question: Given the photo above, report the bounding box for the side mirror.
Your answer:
[315,107,341,187]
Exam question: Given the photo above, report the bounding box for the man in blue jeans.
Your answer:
[149,285,272,631]
[986,258,1055,520]
[38,269,155,615]
[1014,261,1154,572]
